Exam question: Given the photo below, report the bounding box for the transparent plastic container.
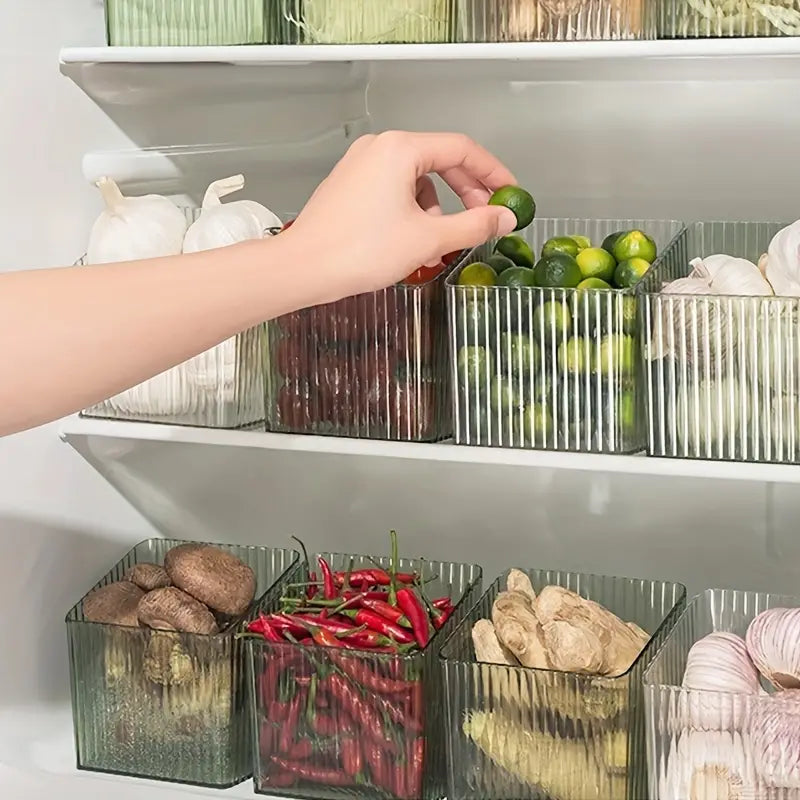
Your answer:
[447,219,684,454]
[105,0,273,45]
[266,261,461,441]
[457,0,652,41]
[643,588,800,800]
[247,551,483,799]
[277,0,455,43]
[658,0,800,38]
[440,568,686,800]
[66,538,299,787]
[641,221,800,464]
[81,209,268,430]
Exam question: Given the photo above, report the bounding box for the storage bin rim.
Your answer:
[446,217,686,295]
[642,585,800,687]
[438,566,686,680]
[64,537,301,641]
[248,550,482,662]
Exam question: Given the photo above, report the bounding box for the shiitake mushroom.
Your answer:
[137,587,219,635]
[83,581,144,627]
[124,563,172,591]
[165,544,256,617]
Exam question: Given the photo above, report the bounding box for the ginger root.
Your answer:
[506,569,536,604]
[472,619,519,666]
[492,591,550,669]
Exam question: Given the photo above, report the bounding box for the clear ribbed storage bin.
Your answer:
[105,0,273,45]
[644,588,800,800]
[457,0,652,41]
[81,210,267,430]
[247,552,483,800]
[658,0,800,38]
[277,0,455,43]
[440,568,686,800]
[641,221,800,464]
[448,218,684,454]
[66,539,299,787]
[267,264,460,441]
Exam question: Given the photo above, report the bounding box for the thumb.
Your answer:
[432,205,518,255]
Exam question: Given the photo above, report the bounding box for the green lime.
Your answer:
[569,235,592,251]
[615,389,637,439]
[486,254,517,275]
[613,257,651,289]
[515,403,553,447]
[557,337,591,375]
[490,374,523,414]
[533,300,572,342]
[457,298,495,346]
[576,247,616,282]
[594,334,636,377]
[577,277,612,290]
[497,266,537,288]
[541,236,580,259]
[601,230,625,256]
[499,333,539,377]
[458,261,497,287]
[534,253,583,289]
[612,230,657,263]
[620,295,638,334]
[495,235,534,268]
[489,185,536,231]
[456,345,493,389]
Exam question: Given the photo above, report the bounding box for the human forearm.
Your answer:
[0,234,318,435]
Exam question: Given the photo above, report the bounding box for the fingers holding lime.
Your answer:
[489,186,536,231]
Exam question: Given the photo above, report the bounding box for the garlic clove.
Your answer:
[183,175,281,254]
[766,220,800,298]
[750,691,800,790]
[707,255,774,297]
[746,607,800,691]
[87,177,188,265]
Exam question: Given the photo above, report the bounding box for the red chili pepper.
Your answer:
[334,568,417,587]
[340,737,363,778]
[347,630,410,650]
[258,651,303,707]
[278,690,304,753]
[433,605,454,630]
[270,757,354,786]
[266,613,310,638]
[324,673,397,751]
[403,738,425,799]
[374,693,423,733]
[318,556,336,600]
[286,738,313,760]
[360,597,411,627]
[364,741,393,792]
[432,597,454,611]
[330,654,417,695]
[286,613,362,641]
[309,625,347,649]
[310,711,340,737]
[396,588,430,649]
[341,608,415,644]
[246,615,284,643]
[263,770,296,788]
[259,719,278,761]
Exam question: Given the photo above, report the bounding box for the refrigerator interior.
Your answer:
[3,1,800,797]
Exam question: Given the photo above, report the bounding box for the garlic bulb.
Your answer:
[692,255,775,297]
[750,692,800,789]
[659,730,755,800]
[746,608,800,690]
[769,395,800,460]
[87,177,187,265]
[183,175,281,254]
[681,632,763,730]
[675,377,743,456]
[765,221,800,297]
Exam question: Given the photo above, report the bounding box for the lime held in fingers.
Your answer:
[458,262,497,287]
[612,230,657,263]
[613,257,651,289]
[495,235,534,268]
[489,186,536,231]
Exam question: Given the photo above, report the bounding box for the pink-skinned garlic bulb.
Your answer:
[680,632,763,730]
[746,608,800,690]
[750,691,800,790]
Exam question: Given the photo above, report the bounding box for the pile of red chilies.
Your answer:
[244,532,456,797]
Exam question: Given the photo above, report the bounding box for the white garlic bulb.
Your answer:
[750,303,800,397]
[183,175,281,254]
[659,730,755,800]
[768,395,800,460]
[750,692,800,789]
[746,608,800,690]
[680,632,763,731]
[766,220,800,298]
[87,177,187,265]
[675,377,743,456]
[692,255,775,297]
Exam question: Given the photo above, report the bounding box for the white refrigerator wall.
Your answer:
[3,0,800,736]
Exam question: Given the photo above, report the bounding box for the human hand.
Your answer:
[282,131,519,302]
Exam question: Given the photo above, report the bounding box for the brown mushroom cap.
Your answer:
[137,587,219,635]
[83,581,144,627]
[124,563,172,592]
[165,544,256,617]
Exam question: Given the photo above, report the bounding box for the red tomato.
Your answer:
[310,297,360,344]
[277,382,319,430]
[390,378,438,441]
[442,249,463,267]
[274,337,308,382]
[403,262,445,286]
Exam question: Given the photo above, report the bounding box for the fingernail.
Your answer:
[497,207,518,235]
